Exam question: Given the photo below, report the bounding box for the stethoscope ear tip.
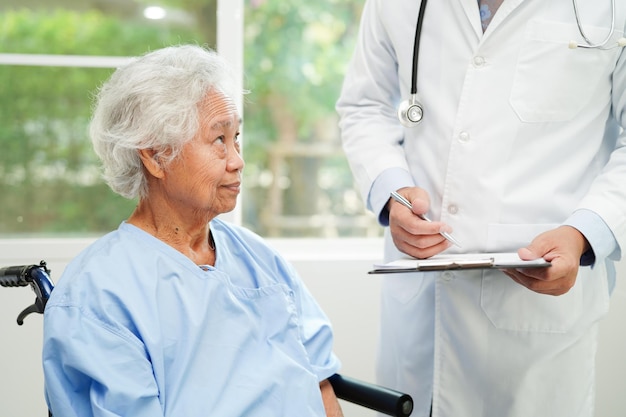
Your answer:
[568,38,626,50]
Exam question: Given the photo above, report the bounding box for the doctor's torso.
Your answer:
[383,0,624,253]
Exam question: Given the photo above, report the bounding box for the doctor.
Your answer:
[337,1,626,416]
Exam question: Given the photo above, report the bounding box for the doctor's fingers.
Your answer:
[389,205,447,236]
[502,269,576,296]
[392,234,449,259]
[517,249,581,283]
[390,222,450,259]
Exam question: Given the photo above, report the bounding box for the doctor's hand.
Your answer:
[502,226,590,296]
[388,187,452,259]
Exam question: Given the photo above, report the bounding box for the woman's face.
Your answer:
[160,90,244,219]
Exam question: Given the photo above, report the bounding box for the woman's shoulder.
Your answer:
[53,225,155,295]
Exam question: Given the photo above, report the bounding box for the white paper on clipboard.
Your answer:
[369,252,551,274]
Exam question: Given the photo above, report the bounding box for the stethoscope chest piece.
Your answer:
[398,94,424,128]
[397,0,428,128]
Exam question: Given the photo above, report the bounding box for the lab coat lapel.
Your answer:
[456,0,483,38]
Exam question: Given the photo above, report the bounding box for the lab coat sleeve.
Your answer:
[43,305,163,417]
[575,44,626,261]
[371,167,416,225]
[564,209,618,265]
[336,0,412,209]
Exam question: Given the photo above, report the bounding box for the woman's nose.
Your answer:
[228,146,245,172]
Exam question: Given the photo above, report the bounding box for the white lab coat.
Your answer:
[337,1,626,416]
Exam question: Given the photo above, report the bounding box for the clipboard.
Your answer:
[369,252,551,274]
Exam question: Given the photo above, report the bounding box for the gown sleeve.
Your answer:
[43,305,163,417]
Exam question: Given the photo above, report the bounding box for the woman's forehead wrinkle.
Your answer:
[202,93,240,131]
[208,118,241,133]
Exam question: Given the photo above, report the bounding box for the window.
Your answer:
[0,0,381,238]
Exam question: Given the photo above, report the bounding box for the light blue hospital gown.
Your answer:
[43,219,341,417]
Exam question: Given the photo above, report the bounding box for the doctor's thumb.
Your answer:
[518,246,542,261]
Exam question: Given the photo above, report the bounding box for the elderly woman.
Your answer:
[42,45,343,417]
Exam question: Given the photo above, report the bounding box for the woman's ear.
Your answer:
[138,148,165,179]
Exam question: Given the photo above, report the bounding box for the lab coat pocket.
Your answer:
[480,222,581,333]
[510,20,620,123]
[481,269,582,333]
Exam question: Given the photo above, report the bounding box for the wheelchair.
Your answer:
[1,261,413,417]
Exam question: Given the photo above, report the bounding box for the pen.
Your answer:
[390,191,462,248]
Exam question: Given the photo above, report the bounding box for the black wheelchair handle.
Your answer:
[0,264,34,287]
[329,373,414,416]
[0,261,54,325]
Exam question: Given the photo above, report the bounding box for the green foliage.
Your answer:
[0,9,201,55]
[243,0,363,140]
[241,0,368,236]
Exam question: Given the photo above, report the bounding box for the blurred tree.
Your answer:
[242,0,367,236]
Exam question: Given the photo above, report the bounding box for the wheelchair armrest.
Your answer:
[328,373,413,417]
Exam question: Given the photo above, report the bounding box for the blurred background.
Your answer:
[0,0,380,239]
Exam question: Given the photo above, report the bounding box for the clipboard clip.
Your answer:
[368,257,497,274]
[417,258,494,271]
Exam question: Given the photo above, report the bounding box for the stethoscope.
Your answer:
[569,0,626,49]
[397,0,428,128]
[397,0,626,128]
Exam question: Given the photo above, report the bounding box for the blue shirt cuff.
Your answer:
[369,168,415,226]
[563,209,619,266]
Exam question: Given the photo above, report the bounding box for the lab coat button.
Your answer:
[459,131,470,142]
[473,56,486,67]
[447,204,459,215]
[442,271,455,281]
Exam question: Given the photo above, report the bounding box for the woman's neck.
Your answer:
[128,200,216,266]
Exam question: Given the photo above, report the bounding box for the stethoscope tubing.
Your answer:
[571,0,617,49]
[409,0,428,95]
[399,0,624,126]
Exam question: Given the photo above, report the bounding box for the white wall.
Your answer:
[1,238,624,417]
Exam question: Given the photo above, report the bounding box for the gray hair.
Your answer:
[89,44,240,199]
